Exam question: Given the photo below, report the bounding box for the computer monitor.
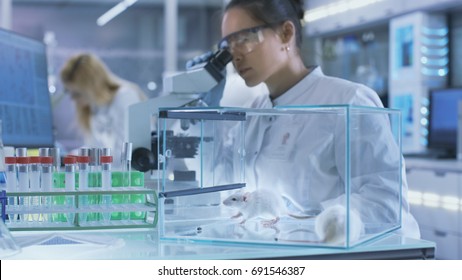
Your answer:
[428,87,462,158]
[0,28,54,148]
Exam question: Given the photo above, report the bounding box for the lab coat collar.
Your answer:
[272,65,321,107]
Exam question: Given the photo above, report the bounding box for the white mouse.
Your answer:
[222,189,315,226]
[314,204,364,245]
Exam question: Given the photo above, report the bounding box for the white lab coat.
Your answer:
[85,80,144,166]
[218,66,420,239]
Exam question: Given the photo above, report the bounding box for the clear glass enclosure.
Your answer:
[157,105,402,248]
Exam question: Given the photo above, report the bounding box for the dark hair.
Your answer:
[225,0,305,48]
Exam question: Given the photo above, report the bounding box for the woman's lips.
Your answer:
[239,67,251,76]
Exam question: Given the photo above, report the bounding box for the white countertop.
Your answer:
[4,228,435,260]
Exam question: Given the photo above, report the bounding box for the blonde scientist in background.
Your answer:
[60,53,147,163]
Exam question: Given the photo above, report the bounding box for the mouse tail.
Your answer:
[288,213,316,219]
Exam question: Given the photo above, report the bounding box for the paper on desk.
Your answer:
[14,232,125,249]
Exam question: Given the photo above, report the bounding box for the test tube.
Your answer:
[89,148,101,173]
[39,148,50,157]
[40,157,53,192]
[16,148,29,223]
[50,148,60,172]
[4,157,17,223]
[77,155,90,224]
[101,155,113,223]
[89,148,101,188]
[89,148,101,221]
[38,148,50,222]
[40,156,53,223]
[63,156,76,225]
[121,143,132,221]
[29,156,41,222]
[121,143,132,187]
[79,148,90,158]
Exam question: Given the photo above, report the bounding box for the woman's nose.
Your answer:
[232,52,242,63]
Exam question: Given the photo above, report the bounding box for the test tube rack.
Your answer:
[0,171,158,231]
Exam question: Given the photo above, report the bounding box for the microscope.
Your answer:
[128,49,232,172]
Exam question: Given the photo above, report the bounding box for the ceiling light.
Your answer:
[304,0,385,23]
[97,0,138,26]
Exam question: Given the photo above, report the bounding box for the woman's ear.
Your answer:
[279,20,296,45]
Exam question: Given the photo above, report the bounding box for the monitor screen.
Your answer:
[428,87,462,158]
[0,28,54,148]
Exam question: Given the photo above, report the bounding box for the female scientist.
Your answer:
[60,53,147,164]
[216,0,420,240]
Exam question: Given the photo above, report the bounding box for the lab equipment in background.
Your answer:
[157,106,403,248]
[165,49,230,98]
[427,88,462,159]
[389,12,448,154]
[128,49,232,173]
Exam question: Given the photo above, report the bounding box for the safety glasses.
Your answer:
[218,24,274,55]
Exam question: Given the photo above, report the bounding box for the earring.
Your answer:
[285,46,290,52]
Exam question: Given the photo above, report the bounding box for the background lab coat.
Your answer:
[85,80,144,166]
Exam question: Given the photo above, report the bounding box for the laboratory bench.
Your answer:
[4,229,435,260]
